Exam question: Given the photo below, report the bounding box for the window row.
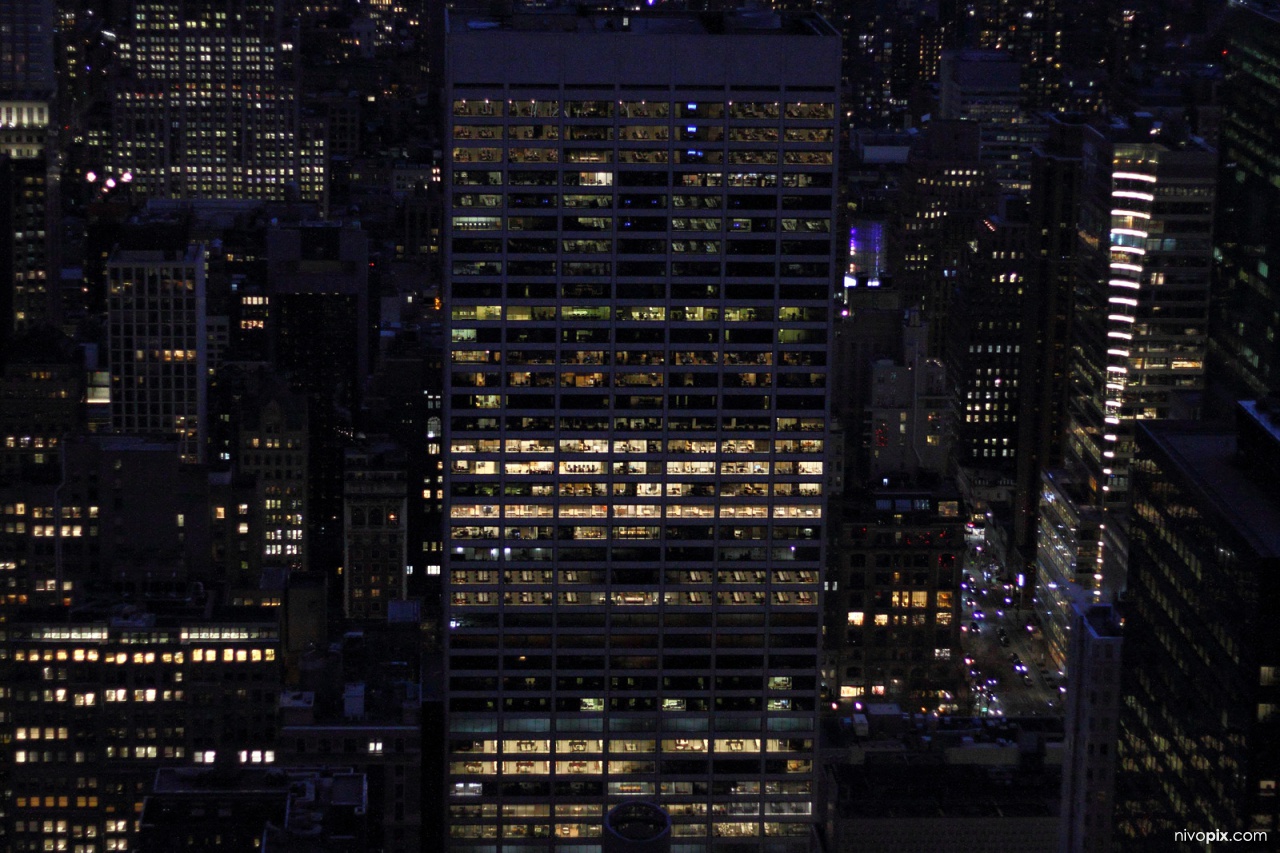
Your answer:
[453,99,835,120]
[448,438,821,454]
[452,568,818,584]
[451,460,820,478]
[453,169,833,189]
[455,125,834,143]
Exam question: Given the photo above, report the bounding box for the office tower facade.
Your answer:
[112,0,326,205]
[938,50,1045,195]
[268,224,369,581]
[364,332,447,606]
[825,487,962,708]
[894,120,993,357]
[1035,124,1214,661]
[238,382,309,576]
[343,439,409,620]
[865,313,950,481]
[0,147,52,346]
[106,245,208,464]
[1114,406,1280,847]
[1212,3,1280,403]
[0,0,57,347]
[1013,117,1084,581]
[1065,128,1214,516]
[0,608,281,853]
[967,0,1063,109]
[950,201,1026,475]
[0,337,81,485]
[1,435,216,627]
[0,1,54,97]
[207,469,271,605]
[443,8,839,848]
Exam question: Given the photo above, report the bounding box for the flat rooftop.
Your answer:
[107,245,204,265]
[446,5,841,89]
[1141,420,1280,559]
[449,8,838,38]
[1081,604,1123,639]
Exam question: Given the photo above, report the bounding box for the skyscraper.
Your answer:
[112,0,326,205]
[950,199,1026,474]
[1013,116,1085,583]
[967,0,1063,109]
[237,376,309,577]
[1059,601,1121,853]
[938,50,1045,195]
[443,6,839,848]
[0,1,54,97]
[1064,131,1213,513]
[1115,405,1280,847]
[1034,122,1214,660]
[267,223,369,583]
[1212,2,1280,402]
[894,120,993,357]
[0,0,57,346]
[343,438,409,620]
[106,244,208,464]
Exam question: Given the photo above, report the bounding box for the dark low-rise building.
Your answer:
[1,603,282,852]
[826,487,964,711]
[138,765,368,852]
[824,712,1063,852]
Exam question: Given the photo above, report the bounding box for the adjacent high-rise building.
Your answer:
[238,377,309,577]
[443,7,840,848]
[865,313,951,481]
[1114,404,1280,847]
[949,199,1027,475]
[1212,2,1280,403]
[107,244,209,464]
[1013,116,1086,581]
[0,0,57,347]
[1034,122,1214,659]
[967,0,1063,109]
[825,486,963,709]
[938,50,1046,195]
[894,120,994,357]
[0,333,81,485]
[1059,601,1122,853]
[0,1,54,98]
[267,223,370,583]
[112,0,326,206]
[343,438,409,620]
[1065,130,1214,512]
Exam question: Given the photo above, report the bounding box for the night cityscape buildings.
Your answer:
[0,0,1278,851]
[1031,118,1215,667]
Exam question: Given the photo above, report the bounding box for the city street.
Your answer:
[959,546,1063,718]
